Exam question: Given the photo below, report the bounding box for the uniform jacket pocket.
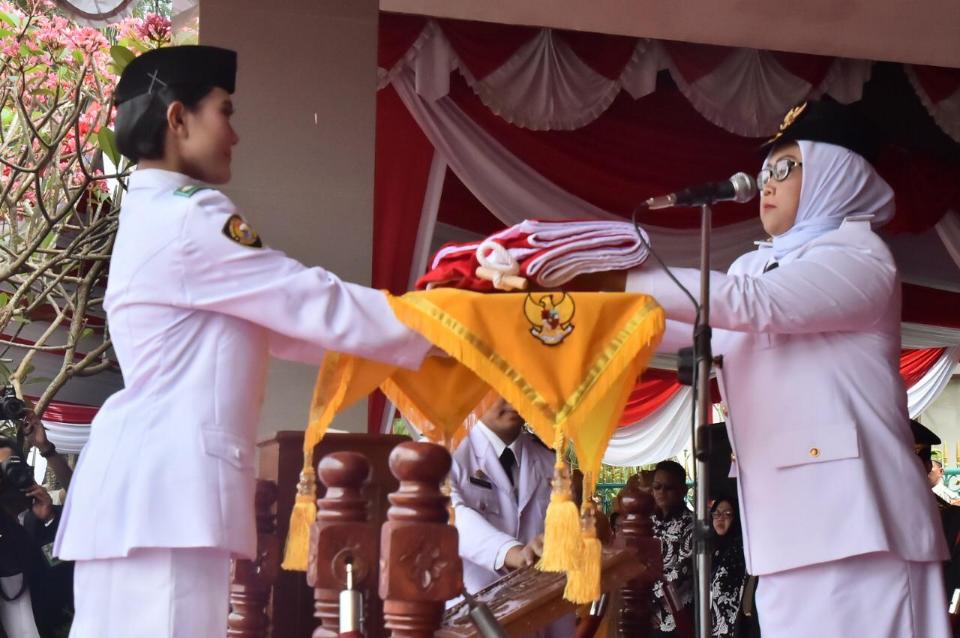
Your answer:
[773,422,860,469]
[201,429,254,470]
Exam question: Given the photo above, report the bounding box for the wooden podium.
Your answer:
[256,431,410,638]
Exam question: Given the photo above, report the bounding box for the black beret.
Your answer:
[115,45,237,105]
[763,99,880,162]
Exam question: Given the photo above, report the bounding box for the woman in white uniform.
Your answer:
[54,46,433,637]
[626,100,950,636]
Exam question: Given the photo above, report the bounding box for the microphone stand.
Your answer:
[692,203,714,638]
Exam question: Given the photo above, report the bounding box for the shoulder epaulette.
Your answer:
[173,184,214,198]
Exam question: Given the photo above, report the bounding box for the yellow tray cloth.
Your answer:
[283,289,665,592]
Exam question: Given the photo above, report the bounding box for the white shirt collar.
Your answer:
[476,420,523,466]
[128,168,198,192]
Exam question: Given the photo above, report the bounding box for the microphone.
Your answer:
[642,172,757,210]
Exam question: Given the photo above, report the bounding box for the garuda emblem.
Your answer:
[524,292,575,346]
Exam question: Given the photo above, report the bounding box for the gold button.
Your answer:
[809,447,820,457]
[730,453,737,462]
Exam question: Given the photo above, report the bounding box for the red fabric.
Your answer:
[446,74,765,229]
[875,147,960,234]
[378,13,427,70]
[26,397,98,423]
[437,18,538,81]
[900,348,947,389]
[371,85,435,432]
[911,65,960,103]
[556,30,638,80]
[437,168,503,236]
[619,369,682,424]
[903,284,960,329]
[771,51,834,87]
[373,85,435,295]
[662,41,734,83]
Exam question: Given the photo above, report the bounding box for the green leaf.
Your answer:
[96,127,121,167]
[0,292,7,306]
[109,46,136,73]
[0,11,17,28]
[40,232,57,249]
[80,327,94,340]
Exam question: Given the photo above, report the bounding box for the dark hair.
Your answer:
[653,459,686,486]
[115,84,216,162]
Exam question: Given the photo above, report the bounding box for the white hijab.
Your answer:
[768,140,895,259]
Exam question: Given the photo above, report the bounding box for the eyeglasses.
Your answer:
[757,157,802,189]
[711,511,734,520]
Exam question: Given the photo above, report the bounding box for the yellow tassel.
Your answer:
[563,504,602,604]
[281,467,317,572]
[538,444,582,573]
[564,535,602,604]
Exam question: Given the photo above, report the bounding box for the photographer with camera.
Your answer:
[0,437,72,637]
[1,388,72,493]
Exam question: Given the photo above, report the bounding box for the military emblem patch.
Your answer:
[523,292,575,346]
[222,214,262,248]
[173,184,211,198]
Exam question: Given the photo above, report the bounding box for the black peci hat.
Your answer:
[763,99,880,162]
[115,45,237,105]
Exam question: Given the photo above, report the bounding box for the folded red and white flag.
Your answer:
[416,220,651,291]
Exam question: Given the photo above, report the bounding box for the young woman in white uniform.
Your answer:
[54,46,434,638]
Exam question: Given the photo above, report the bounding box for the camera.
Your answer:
[0,386,26,421]
[0,456,34,490]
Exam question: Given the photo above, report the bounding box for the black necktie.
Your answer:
[499,448,517,487]
[763,261,779,273]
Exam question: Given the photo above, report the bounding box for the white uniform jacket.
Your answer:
[54,169,431,561]
[450,425,554,594]
[628,217,947,575]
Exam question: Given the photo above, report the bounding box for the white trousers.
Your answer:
[0,575,40,638]
[69,548,231,638]
[756,552,950,637]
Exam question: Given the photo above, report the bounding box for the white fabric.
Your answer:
[53,0,136,25]
[905,65,960,144]
[756,553,950,638]
[55,169,432,561]
[394,68,767,264]
[908,346,960,418]
[0,575,40,638]
[381,21,881,137]
[628,217,948,574]
[933,481,959,502]
[902,322,960,348]
[466,29,625,131]
[768,141,895,259]
[935,209,960,273]
[41,421,90,454]
[667,48,815,138]
[69,548,231,638]
[602,386,692,467]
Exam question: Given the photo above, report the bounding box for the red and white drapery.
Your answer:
[373,15,960,460]
[606,347,960,466]
[34,399,97,454]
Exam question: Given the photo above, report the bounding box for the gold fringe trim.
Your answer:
[281,467,317,572]
[563,503,602,604]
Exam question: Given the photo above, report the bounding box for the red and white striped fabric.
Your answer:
[604,347,960,466]
[417,219,650,290]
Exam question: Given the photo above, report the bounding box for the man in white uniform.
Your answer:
[54,46,434,637]
[449,397,574,635]
[626,101,949,636]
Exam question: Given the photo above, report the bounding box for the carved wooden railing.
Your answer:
[307,451,380,637]
[616,484,660,636]
[380,441,464,637]
[228,479,281,638]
